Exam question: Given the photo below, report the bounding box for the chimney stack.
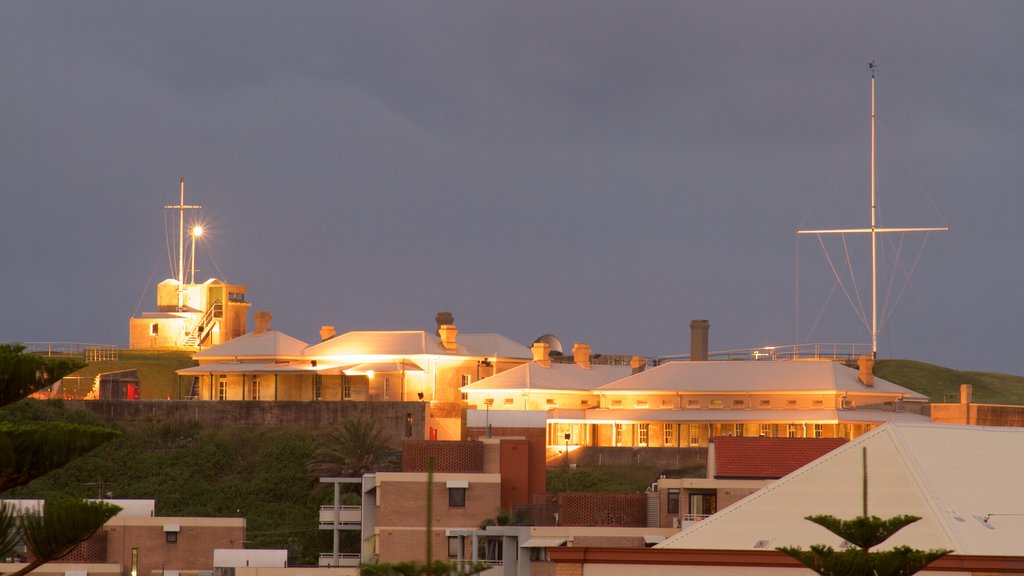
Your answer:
[960,384,973,405]
[532,342,551,367]
[573,343,591,369]
[435,311,454,336]
[857,355,874,387]
[253,311,272,335]
[690,320,709,361]
[439,324,458,353]
[630,355,646,374]
[319,325,336,341]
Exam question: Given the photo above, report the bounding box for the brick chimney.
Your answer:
[960,384,973,405]
[435,311,454,336]
[253,311,272,335]
[532,342,551,368]
[573,343,591,369]
[630,355,646,374]
[439,324,458,353]
[690,320,709,361]
[319,325,336,341]
[857,355,874,387]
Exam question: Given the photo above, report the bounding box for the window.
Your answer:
[733,399,745,407]
[689,424,701,447]
[787,424,798,438]
[546,398,556,406]
[461,374,471,388]
[661,399,673,408]
[710,399,723,409]
[760,423,772,437]
[667,488,680,514]
[813,399,824,407]
[150,323,159,336]
[217,377,227,401]
[504,398,514,405]
[251,375,261,401]
[448,536,460,558]
[166,531,178,543]
[405,413,413,438]
[687,399,700,408]
[735,423,745,437]
[383,377,391,400]
[580,399,590,407]
[313,375,321,401]
[689,493,717,517]
[786,399,798,407]
[614,423,624,446]
[635,399,648,408]
[638,423,649,446]
[342,378,352,400]
[664,424,675,446]
[814,423,823,438]
[448,488,467,508]
[759,399,771,408]
[612,399,623,407]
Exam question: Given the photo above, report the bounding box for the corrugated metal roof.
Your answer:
[303,330,462,357]
[657,423,1024,555]
[597,360,926,401]
[193,331,309,360]
[461,362,632,392]
[546,408,931,425]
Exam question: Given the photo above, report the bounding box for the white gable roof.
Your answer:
[302,330,464,357]
[462,362,632,392]
[457,333,532,359]
[657,423,1024,555]
[599,360,926,400]
[193,331,309,360]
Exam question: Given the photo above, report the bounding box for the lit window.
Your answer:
[735,423,745,437]
[504,398,514,405]
[449,488,466,508]
[614,423,624,446]
[663,424,674,445]
[638,423,649,446]
[760,424,772,437]
[710,399,723,409]
[635,399,648,408]
[814,424,823,438]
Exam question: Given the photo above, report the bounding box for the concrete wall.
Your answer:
[931,403,1024,427]
[65,400,429,436]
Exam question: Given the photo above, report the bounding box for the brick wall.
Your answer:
[402,441,484,472]
[467,426,547,504]
[51,530,107,563]
[98,520,244,576]
[557,493,647,527]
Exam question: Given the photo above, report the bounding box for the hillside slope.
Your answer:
[874,359,1024,404]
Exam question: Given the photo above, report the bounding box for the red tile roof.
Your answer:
[712,436,848,479]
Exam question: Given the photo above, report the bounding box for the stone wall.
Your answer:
[65,400,429,437]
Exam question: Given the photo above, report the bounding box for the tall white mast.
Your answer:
[164,177,202,310]
[799,63,948,358]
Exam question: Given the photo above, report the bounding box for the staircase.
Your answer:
[183,302,222,347]
[187,376,201,400]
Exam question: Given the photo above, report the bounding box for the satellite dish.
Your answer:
[533,334,563,356]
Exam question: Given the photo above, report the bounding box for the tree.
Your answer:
[0,344,121,575]
[307,419,398,479]
[777,447,951,576]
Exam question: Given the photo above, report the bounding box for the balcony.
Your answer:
[319,553,360,567]
[319,505,362,529]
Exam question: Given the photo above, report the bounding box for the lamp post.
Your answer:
[563,432,571,492]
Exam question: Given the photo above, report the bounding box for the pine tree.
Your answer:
[0,344,121,575]
[777,447,951,576]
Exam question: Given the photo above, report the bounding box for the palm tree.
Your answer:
[307,418,397,480]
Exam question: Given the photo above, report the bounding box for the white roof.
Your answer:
[461,362,633,392]
[303,330,466,357]
[458,333,533,359]
[547,408,931,424]
[657,423,1024,555]
[193,331,309,360]
[599,360,926,401]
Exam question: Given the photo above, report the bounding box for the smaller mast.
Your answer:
[164,177,202,310]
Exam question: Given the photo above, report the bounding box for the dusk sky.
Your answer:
[2,2,1021,374]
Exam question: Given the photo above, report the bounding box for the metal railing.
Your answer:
[21,342,119,362]
[655,342,871,364]
[318,552,361,567]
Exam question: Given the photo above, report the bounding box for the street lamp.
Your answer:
[563,432,571,492]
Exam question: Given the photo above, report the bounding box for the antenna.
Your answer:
[798,66,948,358]
[164,177,202,310]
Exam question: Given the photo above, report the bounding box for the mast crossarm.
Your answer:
[798,227,948,235]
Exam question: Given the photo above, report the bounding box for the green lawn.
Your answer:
[60,350,196,399]
[874,359,1024,405]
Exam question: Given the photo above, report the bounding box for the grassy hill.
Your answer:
[874,359,1024,404]
[58,350,195,399]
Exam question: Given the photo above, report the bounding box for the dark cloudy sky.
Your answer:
[2,2,1021,374]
